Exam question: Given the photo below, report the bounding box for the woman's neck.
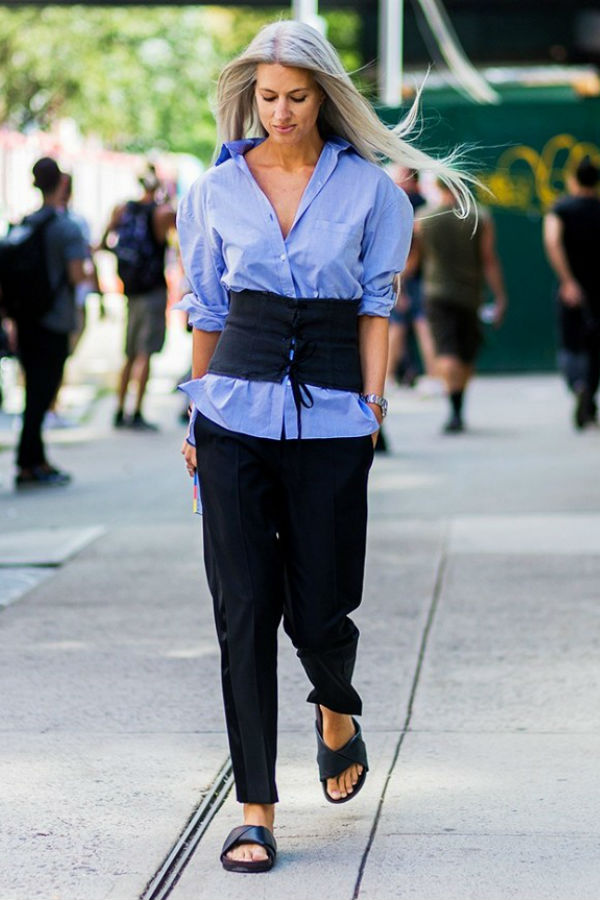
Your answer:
[255,132,324,171]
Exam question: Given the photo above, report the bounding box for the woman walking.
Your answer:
[178,19,471,872]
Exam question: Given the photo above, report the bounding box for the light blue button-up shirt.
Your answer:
[176,136,413,441]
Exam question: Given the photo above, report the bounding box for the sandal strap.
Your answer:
[315,717,369,781]
[220,825,277,862]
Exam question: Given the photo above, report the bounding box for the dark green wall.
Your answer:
[382,89,600,371]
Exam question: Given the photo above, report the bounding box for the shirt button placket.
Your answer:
[278,247,295,298]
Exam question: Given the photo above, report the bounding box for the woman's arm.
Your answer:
[192,328,221,379]
[181,328,221,474]
[177,179,229,474]
[358,314,389,441]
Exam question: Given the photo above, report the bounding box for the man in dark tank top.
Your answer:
[544,157,600,429]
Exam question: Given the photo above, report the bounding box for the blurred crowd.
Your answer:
[0,151,599,489]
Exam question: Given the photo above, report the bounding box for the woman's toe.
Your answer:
[228,843,267,862]
[327,777,342,799]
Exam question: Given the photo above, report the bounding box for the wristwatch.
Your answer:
[360,393,388,418]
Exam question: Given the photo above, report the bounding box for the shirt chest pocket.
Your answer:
[311,219,363,254]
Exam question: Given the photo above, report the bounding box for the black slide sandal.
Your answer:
[315,706,369,804]
[220,825,277,873]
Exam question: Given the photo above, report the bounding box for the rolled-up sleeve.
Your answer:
[358,184,414,317]
[175,179,229,332]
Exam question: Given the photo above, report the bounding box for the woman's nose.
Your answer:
[273,99,291,120]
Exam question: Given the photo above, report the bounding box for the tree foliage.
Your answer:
[0,5,363,162]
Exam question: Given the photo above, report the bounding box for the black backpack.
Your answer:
[0,208,59,321]
[113,201,165,296]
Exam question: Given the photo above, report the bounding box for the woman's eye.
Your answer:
[259,95,308,103]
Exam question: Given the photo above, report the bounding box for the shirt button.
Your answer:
[279,253,286,261]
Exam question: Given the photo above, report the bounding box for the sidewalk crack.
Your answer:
[352,536,449,899]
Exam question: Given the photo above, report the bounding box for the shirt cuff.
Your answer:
[173,293,226,332]
[358,291,395,317]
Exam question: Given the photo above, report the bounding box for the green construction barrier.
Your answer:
[381,85,600,372]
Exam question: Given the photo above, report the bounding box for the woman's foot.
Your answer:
[319,706,364,801]
[224,803,275,865]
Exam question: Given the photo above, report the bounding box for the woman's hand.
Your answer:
[368,402,383,447]
[181,438,197,477]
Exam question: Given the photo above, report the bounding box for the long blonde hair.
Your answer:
[216,19,476,216]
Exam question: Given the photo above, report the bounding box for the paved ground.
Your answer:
[1,313,599,900]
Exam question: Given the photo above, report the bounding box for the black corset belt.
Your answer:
[207,289,363,436]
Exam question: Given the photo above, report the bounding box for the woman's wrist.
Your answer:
[361,392,388,423]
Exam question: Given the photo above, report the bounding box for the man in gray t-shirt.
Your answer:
[11,157,87,488]
[23,205,88,335]
[416,181,507,433]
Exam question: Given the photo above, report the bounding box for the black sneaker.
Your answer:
[574,387,592,430]
[16,466,72,489]
[443,413,464,434]
[130,412,159,431]
[113,409,127,429]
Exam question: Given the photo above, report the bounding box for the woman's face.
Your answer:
[254,63,324,146]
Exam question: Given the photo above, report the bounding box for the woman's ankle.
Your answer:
[243,802,275,829]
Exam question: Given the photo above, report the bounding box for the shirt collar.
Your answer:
[215,135,354,167]
[215,138,265,165]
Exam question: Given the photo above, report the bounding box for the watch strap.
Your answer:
[360,393,388,417]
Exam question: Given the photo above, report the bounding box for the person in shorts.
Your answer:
[416,180,507,432]
[387,167,436,387]
[101,168,176,430]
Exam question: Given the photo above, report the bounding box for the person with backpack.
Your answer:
[0,156,88,488]
[100,167,176,430]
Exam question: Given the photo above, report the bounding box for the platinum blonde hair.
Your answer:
[216,19,477,216]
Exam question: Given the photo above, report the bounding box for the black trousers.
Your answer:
[16,324,69,470]
[194,412,374,804]
[557,301,600,401]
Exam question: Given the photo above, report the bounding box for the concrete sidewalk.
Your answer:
[0,369,599,900]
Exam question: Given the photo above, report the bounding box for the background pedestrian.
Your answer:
[386,166,437,388]
[415,179,507,433]
[100,165,176,431]
[543,156,600,429]
[1,157,88,487]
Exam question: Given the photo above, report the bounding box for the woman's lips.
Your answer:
[273,124,295,133]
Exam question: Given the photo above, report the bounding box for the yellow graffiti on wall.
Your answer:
[475,134,600,215]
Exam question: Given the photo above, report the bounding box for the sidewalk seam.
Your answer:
[139,757,234,900]
[352,538,449,900]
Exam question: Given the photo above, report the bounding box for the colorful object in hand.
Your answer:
[193,470,202,515]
